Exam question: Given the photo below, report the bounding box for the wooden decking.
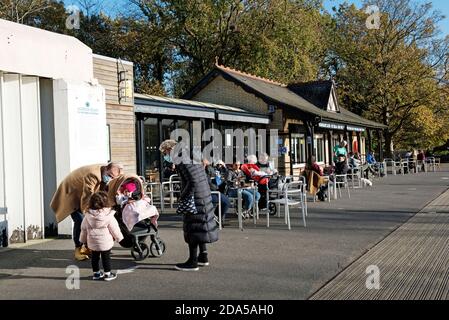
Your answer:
[310,189,449,300]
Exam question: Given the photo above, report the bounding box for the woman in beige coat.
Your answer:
[50,162,123,261]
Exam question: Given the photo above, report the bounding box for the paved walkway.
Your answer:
[310,189,449,300]
[0,168,448,299]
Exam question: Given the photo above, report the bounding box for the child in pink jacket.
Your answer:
[80,191,124,281]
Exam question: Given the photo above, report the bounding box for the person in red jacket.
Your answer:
[241,155,269,210]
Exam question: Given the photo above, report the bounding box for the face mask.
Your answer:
[102,175,112,184]
[116,194,128,206]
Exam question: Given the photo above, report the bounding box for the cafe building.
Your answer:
[134,94,270,182]
[182,64,387,176]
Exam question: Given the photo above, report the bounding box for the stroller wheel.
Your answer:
[150,240,166,257]
[131,242,150,261]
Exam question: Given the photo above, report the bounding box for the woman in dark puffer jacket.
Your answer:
[159,140,219,271]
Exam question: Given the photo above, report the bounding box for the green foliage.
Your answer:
[1,0,448,151]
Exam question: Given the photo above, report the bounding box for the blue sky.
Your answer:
[64,0,449,37]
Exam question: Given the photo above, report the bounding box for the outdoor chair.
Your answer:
[334,174,351,199]
[210,191,222,230]
[435,158,441,171]
[160,174,181,211]
[426,157,436,172]
[227,188,260,231]
[267,181,307,230]
[384,159,397,175]
[347,168,363,189]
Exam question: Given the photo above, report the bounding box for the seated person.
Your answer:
[241,155,269,210]
[226,162,261,218]
[303,156,327,201]
[116,180,159,231]
[203,159,230,224]
[334,155,349,175]
[257,152,278,175]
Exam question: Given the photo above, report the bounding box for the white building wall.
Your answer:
[21,76,44,240]
[1,73,26,243]
[53,79,108,236]
[0,19,94,83]
[0,73,6,246]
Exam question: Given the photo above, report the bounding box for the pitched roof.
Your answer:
[183,64,387,129]
[287,81,334,110]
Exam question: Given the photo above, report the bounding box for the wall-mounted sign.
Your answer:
[279,146,288,155]
[318,122,345,130]
[347,125,366,132]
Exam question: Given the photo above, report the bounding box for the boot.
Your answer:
[80,245,92,257]
[74,247,89,261]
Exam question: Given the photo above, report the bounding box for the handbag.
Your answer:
[176,195,198,215]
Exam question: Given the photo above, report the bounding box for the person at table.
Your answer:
[335,155,349,175]
[257,152,278,175]
[333,141,348,164]
[303,156,327,201]
[241,155,269,210]
[203,159,231,225]
[417,150,426,171]
[366,151,384,176]
[225,161,261,218]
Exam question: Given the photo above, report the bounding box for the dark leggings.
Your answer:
[188,243,207,262]
[91,250,112,273]
[71,210,84,248]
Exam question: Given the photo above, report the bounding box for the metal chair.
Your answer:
[267,181,307,229]
[347,168,363,189]
[334,174,351,199]
[210,191,222,230]
[435,158,441,171]
[160,174,181,211]
[426,157,436,172]
[384,159,397,175]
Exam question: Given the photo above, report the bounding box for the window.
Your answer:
[314,134,325,163]
[144,118,160,182]
[291,134,306,165]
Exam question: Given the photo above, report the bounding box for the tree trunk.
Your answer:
[384,131,394,158]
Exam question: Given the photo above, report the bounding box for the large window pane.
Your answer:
[291,133,306,165]
[314,135,325,163]
[161,119,177,142]
[144,118,160,182]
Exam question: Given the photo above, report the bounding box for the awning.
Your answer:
[135,104,215,119]
[217,112,270,124]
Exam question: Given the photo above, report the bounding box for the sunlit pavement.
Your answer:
[0,166,448,300]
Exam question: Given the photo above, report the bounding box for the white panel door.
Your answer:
[0,73,5,209]
[2,73,25,243]
[0,73,7,246]
[21,76,43,240]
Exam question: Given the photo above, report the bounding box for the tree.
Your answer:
[0,0,68,31]
[0,0,53,23]
[132,0,328,96]
[325,0,449,155]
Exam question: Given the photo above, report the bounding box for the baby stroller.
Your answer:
[108,174,166,261]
